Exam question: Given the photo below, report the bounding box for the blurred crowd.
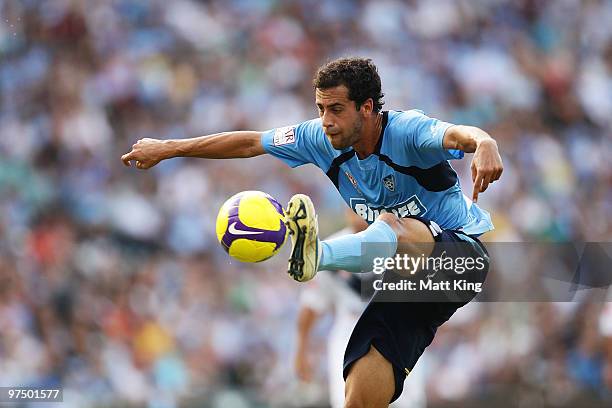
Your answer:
[1,0,611,406]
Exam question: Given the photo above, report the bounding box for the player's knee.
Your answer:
[376,213,431,244]
[399,217,431,242]
[375,212,400,230]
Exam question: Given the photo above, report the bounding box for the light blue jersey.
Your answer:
[261,110,493,236]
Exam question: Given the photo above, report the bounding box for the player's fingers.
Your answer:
[488,168,500,183]
[472,173,483,202]
[483,168,497,189]
[121,152,134,166]
[495,167,504,180]
[138,160,155,170]
[480,174,490,192]
[471,161,477,183]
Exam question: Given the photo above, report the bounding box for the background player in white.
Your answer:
[295,210,427,408]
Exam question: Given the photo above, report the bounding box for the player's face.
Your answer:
[315,85,364,149]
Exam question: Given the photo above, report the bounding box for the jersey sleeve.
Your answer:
[402,110,464,165]
[261,119,329,169]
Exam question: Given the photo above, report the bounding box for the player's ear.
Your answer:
[360,98,374,115]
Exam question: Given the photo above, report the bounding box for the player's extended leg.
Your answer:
[320,211,435,272]
[284,194,434,282]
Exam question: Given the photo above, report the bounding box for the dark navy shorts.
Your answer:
[342,216,489,403]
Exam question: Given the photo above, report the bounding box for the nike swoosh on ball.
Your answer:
[228,222,264,235]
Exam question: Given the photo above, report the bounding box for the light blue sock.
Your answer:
[319,219,398,273]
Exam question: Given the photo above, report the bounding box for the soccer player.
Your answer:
[121,57,503,407]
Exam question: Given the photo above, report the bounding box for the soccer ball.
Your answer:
[215,191,288,263]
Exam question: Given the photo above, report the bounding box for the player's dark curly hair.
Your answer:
[313,57,385,113]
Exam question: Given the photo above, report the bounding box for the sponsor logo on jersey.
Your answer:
[382,174,395,192]
[273,126,295,146]
[350,196,427,223]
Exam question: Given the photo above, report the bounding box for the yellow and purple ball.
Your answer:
[215,191,288,263]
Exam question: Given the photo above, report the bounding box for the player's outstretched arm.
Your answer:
[443,125,503,202]
[121,131,265,169]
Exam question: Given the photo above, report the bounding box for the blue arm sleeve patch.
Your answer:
[261,119,331,169]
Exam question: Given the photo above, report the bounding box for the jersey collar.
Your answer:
[373,111,389,155]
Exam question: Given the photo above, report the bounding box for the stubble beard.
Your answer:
[334,117,363,150]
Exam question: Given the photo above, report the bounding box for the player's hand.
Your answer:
[471,139,503,202]
[121,138,168,169]
[294,352,314,382]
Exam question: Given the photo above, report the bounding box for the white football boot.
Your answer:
[285,194,320,282]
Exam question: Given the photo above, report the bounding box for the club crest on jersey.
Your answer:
[350,196,427,223]
[382,175,395,192]
[273,126,295,146]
